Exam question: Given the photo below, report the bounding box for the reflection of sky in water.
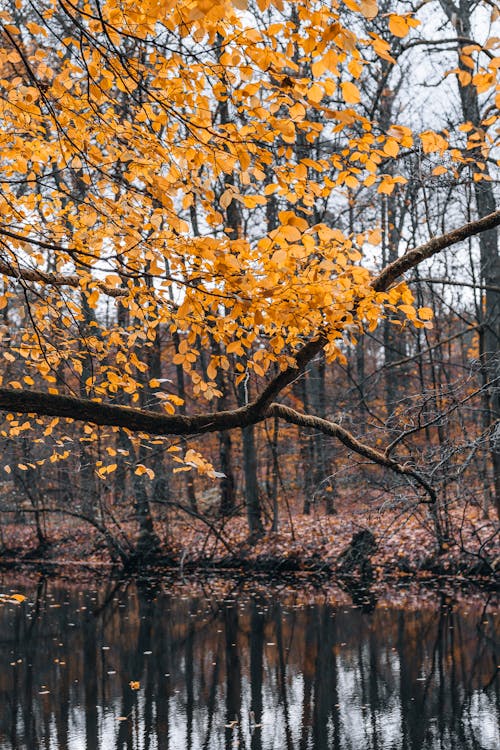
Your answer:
[0,585,498,750]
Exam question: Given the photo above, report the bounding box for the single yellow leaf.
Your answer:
[341,81,361,104]
[10,594,26,603]
[307,83,323,103]
[418,307,433,320]
[388,14,409,38]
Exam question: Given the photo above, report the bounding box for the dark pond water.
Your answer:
[0,578,498,750]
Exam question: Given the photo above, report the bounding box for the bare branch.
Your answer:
[371,211,500,293]
[267,403,437,503]
[0,254,127,297]
[412,277,500,294]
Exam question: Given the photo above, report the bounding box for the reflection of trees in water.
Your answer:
[0,583,498,750]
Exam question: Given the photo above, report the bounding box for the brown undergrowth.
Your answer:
[0,496,498,582]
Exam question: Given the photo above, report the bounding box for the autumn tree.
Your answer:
[0,0,499,556]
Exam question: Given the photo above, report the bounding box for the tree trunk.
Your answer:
[440,0,500,519]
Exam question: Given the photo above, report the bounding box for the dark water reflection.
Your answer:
[0,579,498,750]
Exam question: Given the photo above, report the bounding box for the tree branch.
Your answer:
[267,403,437,503]
[371,210,500,292]
[0,255,127,297]
[0,210,498,458]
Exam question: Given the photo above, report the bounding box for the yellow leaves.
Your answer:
[154,392,184,414]
[370,35,396,63]
[174,448,225,479]
[396,302,433,329]
[273,119,296,143]
[226,341,245,355]
[383,139,399,157]
[129,681,140,690]
[21,87,40,105]
[0,0,492,491]
[220,188,235,209]
[289,102,306,121]
[420,131,449,154]
[388,14,420,38]
[398,304,417,319]
[241,195,267,208]
[167,394,184,407]
[472,71,496,94]
[49,450,70,463]
[311,50,340,78]
[341,81,361,104]
[278,211,308,232]
[135,464,155,480]
[214,152,238,174]
[418,307,433,321]
[0,593,26,605]
[96,463,118,479]
[348,59,364,79]
[271,248,288,265]
[80,210,98,228]
[451,68,472,87]
[25,21,47,35]
[377,174,407,195]
[306,83,324,104]
[3,24,21,35]
[388,125,413,149]
[86,290,100,309]
[366,228,381,245]
[10,594,26,603]
[359,0,378,20]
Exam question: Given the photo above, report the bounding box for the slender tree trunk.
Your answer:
[298,372,315,514]
[78,293,98,519]
[440,0,500,520]
[172,329,198,512]
[215,340,237,516]
[236,375,262,536]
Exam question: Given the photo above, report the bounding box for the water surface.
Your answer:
[0,579,498,749]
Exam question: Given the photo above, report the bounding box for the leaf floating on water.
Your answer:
[129,680,140,690]
[10,594,26,603]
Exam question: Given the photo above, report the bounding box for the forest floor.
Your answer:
[0,495,498,584]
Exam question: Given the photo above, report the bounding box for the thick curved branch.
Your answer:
[0,210,498,450]
[371,210,500,292]
[0,387,263,434]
